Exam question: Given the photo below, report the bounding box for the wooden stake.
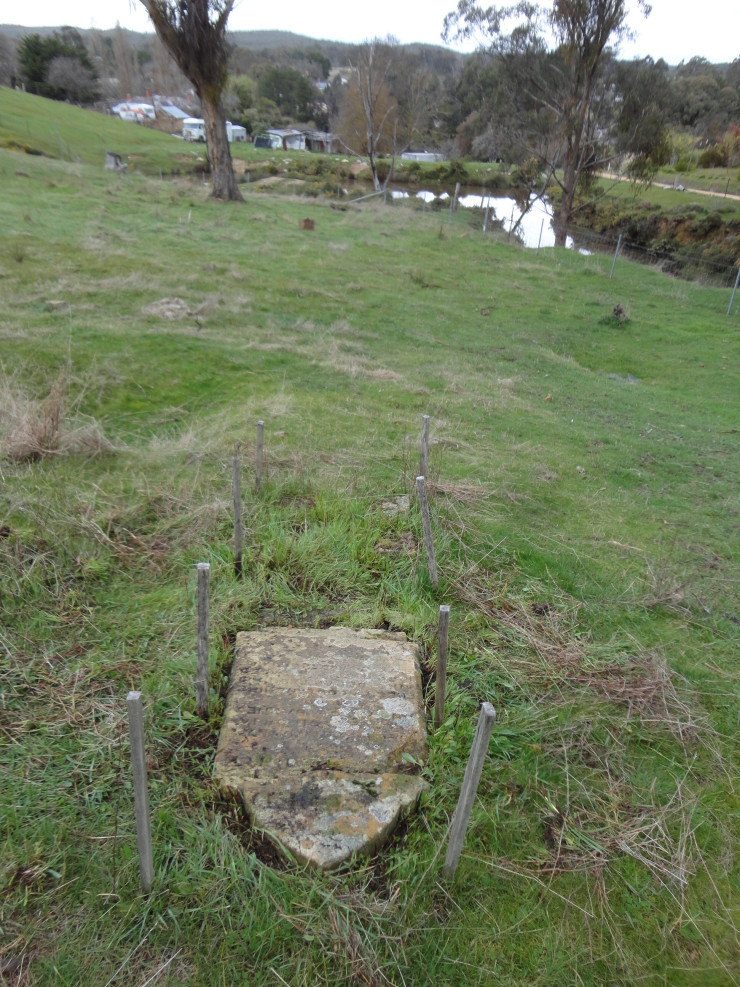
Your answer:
[443,702,496,879]
[256,419,264,494]
[727,265,740,317]
[434,605,450,729]
[419,414,430,480]
[416,476,438,591]
[196,562,210,718]
[232,454,243,578]
[126,691,154,894]
[610,232,623,280]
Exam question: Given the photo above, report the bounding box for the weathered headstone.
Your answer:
[215,627,428,868]
[105,151,127,171]
[378,494,410,517]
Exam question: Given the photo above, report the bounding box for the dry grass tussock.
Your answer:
[242,319,402,384]
[451,565,731,941]
[272,894,397,987]
[0,372,113,463]
[452,568,700,741]
[476,774,705,911]
[429,480,489,504]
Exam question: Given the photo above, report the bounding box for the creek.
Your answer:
[389,189,579,250]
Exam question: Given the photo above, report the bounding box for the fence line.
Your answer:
[370,191,740,293]
[563,224,740,289]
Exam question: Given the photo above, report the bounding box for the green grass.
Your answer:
[0,87,210,176]
[593,175,740,222]
[1,91,739,987]
[654,165,740,199]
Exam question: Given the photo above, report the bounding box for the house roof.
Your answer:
[160,104,189,120]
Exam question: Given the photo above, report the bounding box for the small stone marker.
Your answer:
[298,218,315,230]
[378,495,410,517]
[215,627,428,869]
[105,151,127,171]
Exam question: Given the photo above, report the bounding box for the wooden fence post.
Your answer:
[434,605,450,729]
[419,414,430,481]
[610,233,623,280]
[256,419,264,494]
[416,476,438,591]
[727,265,740,316]
[232,454,243,578]
[196,562,210,718]
[126,691,154,894]
[443,702,496,879]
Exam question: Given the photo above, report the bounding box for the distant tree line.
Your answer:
[2,21,739,176]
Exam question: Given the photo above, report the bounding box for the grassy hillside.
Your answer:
[1,91,739,987]
[0,86,207,174]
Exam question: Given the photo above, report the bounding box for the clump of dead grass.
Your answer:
[481,776,700,890]
[0,372,113,463]
[428,481,488,504]
[452,568,699,741]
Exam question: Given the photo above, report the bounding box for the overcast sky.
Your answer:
[8,0,740,65]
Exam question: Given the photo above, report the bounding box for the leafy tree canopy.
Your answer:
[19,28,97,101]
[257,65,318,121]
[443,1,653,243]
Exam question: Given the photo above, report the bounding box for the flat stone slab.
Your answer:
[214,627,428,868]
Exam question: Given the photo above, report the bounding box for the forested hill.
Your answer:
[0,24,457,62]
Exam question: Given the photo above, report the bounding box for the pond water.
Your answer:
[389,189,578,250]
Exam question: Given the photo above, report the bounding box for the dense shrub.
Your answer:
[375,159,391,183]
[698,145,728,168]
[444,159,468,183]
[691,211,724,237]
[402,161,422,185]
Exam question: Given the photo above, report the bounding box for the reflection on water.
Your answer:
[389,190,581,250]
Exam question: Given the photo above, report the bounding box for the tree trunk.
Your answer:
[369,157,382,192]
[201,94,242,202]
[554,153,578,247]
[553,187,574,247]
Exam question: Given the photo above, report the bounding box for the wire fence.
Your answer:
[561,224,740,290]
[372,190,740,312]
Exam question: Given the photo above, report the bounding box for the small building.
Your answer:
[253,129,303,151]
[401,151,445,163]
[304,131,340,154]
[112,101,156,122]
[253,131,282,150]
[183,118,244,142]
[253,129,339,153]
[157,102,189,122]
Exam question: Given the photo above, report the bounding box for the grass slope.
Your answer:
[0,87,208,175]
[1,94,739,987]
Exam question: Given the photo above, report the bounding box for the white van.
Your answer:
[183,117,206,142]
[183,118,240,142]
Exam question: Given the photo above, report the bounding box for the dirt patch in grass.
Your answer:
[366,368,403,381]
